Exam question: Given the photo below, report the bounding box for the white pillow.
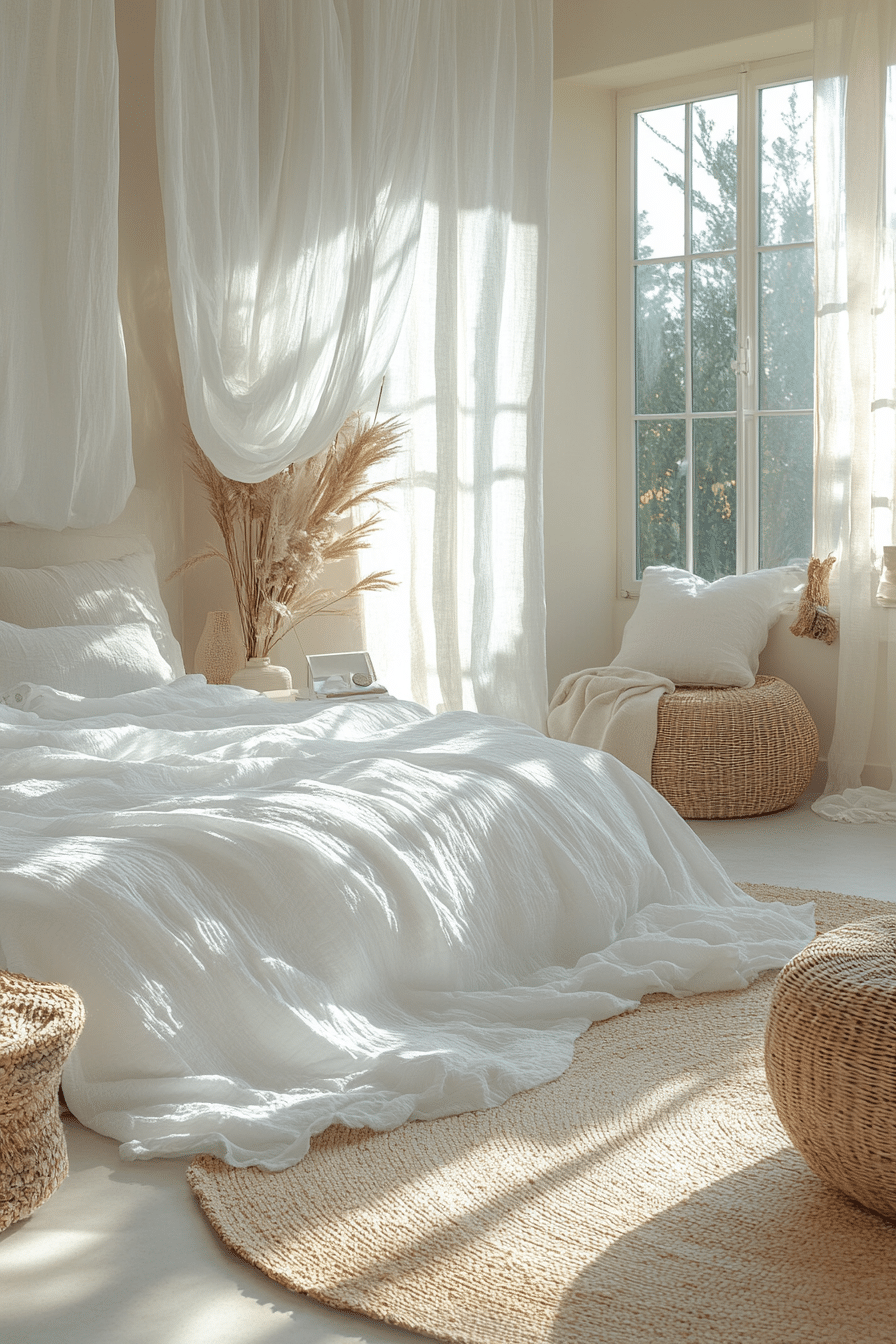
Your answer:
[0,549,185,677]
[612,565,805,688]
[0,621,176,698]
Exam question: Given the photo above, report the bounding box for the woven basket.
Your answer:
[651,675,818,819]
[0,970,85,1231]
[764,918,896,1221]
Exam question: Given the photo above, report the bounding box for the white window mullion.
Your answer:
[684,99,694,572]
[738,66,760,574]
[616,94,638,598]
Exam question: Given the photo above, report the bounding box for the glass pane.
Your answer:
[691,95,738,254]
[692,255,737,413]
[636,105,685,259]
[693,418,737,581]
[759,247,814,409]
[760,82,813,246]
[636,263,685,414]
[637,420,686,576]
[760,415,813,568]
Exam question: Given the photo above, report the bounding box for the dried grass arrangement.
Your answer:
[175,412,404,660]
[789,554,838,644]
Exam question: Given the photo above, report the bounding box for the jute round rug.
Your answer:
[188,886,896,1344]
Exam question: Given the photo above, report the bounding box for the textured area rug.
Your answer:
[188,886,896,1344]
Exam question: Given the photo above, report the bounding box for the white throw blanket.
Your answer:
[547,666,674,779]
[0,678,814,1169]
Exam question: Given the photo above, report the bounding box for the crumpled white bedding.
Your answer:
[0,677,815,1169]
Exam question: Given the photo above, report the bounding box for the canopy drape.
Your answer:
[812,0,896,820]
[158,0,552,728]
[0,0,133,529]
[155,0,439,481]
[362,1,552,729]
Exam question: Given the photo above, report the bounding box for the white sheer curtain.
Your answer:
[0,0,133,529]
[158,0,552,728]
[155,0,438,481]
[362,1,552,729]
[813,0,896,820]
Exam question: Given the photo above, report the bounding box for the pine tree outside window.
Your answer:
[616,57,814,591]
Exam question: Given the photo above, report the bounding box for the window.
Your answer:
[616,59,814,590]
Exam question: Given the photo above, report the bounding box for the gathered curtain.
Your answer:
[813,0,896,819]
[0,0,133,529]
[362,1,552,729]
[155,0,439,482]
[157,0,552,728]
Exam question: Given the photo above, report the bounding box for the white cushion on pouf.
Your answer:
[612,565,805,688]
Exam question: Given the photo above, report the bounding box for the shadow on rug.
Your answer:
[188,886,896,1344]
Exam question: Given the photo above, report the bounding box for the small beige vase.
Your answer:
[230,657,293,693]
[194,611,244,685]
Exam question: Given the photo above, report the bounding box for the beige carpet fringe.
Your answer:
[188,886,896,1344]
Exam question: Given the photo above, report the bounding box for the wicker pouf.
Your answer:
[764,918,896,1220]
[0,970,85,1232]
[650,675,818,819]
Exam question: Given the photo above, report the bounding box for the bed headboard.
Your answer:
[0,525,146,568]
[0,488,184,643]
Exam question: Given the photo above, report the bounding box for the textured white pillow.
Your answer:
[0,621,175,698]
[612,566,805,688]
[0,549,185,677]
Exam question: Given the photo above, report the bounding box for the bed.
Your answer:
[0,531,816,1170]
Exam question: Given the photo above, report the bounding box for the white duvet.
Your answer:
[0,678,814,1169]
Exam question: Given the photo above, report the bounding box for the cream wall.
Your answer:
[544,80,618,687]
[545,0,892,781]
[553,0,813,83]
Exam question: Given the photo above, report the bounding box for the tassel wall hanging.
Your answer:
[790,555,838,644]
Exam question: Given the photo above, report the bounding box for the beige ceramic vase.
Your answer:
[230,656,293,693]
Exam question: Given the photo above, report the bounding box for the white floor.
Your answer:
[2,787,893,1344]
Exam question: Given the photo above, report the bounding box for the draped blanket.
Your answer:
[546,666,674,780]
[0,680,814,1169]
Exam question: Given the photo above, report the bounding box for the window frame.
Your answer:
[615,53,815,598]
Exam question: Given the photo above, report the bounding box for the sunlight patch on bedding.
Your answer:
[510,755,564,789]
[134,979,185,1039]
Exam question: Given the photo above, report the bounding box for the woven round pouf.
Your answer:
[651,675,818,819]
[0,970,85,1232]
[764,918,896,1220]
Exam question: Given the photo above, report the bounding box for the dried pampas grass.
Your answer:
[174,413,404,659]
